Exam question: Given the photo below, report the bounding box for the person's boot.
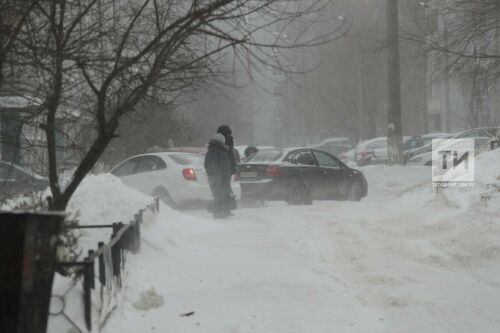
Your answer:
[213,197,227,219]
[221,197,230,218]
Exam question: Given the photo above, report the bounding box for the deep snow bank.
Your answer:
[67,173,153,226]
[49,174,158,333]
[66,173,155,256]
[442,149,500,211]
[360,164,430,200]
[412,149,500,213]
[359,149,500,212]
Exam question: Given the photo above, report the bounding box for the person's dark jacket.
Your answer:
[226,135,239,174]
[217,125,238,174]
[204,139,231,181]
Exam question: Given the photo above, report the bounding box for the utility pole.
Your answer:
[386,0,403,164]
[444,19,451,132]
[358,52,365,140]
[495,0,500,125]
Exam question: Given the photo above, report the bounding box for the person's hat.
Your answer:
[213,133,226,145]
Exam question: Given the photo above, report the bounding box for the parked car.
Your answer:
[403,133,450,162]
[407,128,498,166]
[407,137,491,166]
[355,136,417,166]
[339,148,356,163]
[454,127,500,140]
[312,138,353,158]
[355,137,388,166]
[313,142,353,158]
[317,137,351,147]
[403,133,448,150]
[110,152,240,207]
[237,148,367,206]
[0,161,49,200]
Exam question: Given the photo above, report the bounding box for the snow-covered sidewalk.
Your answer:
[103,152,500,333]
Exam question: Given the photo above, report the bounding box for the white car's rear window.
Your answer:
[168,153,203,165]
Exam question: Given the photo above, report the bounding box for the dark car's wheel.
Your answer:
[288,183,307,205]
[153,187,176,208]
[347,181,363,202]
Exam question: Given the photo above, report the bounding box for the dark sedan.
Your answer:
[237,148,367,205]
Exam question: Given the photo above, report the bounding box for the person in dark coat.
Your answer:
[217,125,239,211]
[217,125,240,173]
[204,133,232,218]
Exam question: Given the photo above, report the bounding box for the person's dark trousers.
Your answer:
[209,176,229,219]
[212,196,223,218]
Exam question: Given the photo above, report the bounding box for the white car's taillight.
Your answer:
[182,168,197,181]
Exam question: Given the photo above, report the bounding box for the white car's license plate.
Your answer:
[241,171,258,178]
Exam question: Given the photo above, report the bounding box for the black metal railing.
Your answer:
[50,197,159,332]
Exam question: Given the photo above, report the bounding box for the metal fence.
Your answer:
[50,198,160,332]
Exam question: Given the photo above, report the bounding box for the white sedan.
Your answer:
[407,136,492,166]
[355,136,411,166]
[406,151,433,166]
[110,152,240,208]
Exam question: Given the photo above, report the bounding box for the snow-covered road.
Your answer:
[103,158,500,333]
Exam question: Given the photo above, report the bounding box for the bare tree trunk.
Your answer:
[45,0,66,205]
[386,0,403,165]
[49,130,116,211]
[494,0,500,125]
[358,53,365,140]
[0,59,3,89]
[368,105,377,138]
[444,21,451,132]
[422,53,428,134]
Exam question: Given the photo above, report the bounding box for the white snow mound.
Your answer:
[67,173,153,226]
[132,287,165,311]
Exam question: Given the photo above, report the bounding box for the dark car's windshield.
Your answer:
[245,149,284,163]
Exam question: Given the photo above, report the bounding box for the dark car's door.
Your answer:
[312,150,346,199]
[291,150,323,199]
